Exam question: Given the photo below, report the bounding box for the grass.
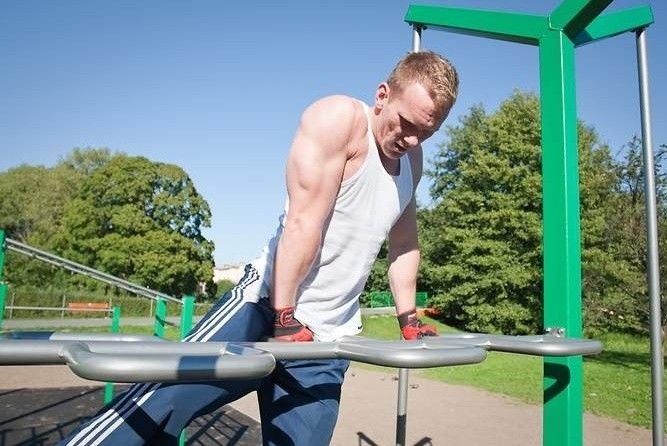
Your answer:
[360,314,663,432]
[27,324,183,340]
[3,313,662,431]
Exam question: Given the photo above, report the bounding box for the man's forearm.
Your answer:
[271,223,321,309]
[388,247,420,314]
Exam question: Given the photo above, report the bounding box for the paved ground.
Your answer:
[0,364,659,445]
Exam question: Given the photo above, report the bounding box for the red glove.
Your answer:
[398,309,438,340]
[272,306,314,342]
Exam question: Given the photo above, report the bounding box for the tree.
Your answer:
[0,164,80,288]
[57,155,215,297]
[420,92,543,334]
[587,137,667,334]
[0,148,119,289]
[57,147,117,176]
[419,90,641,335]
[362,242,389,307]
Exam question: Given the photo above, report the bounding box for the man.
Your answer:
[61,50,458,446]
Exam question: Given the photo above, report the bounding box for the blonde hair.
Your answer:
[387,51,459,113]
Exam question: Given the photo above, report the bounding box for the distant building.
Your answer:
[213,263,246,283]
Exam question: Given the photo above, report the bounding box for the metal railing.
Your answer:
[0,332,601,382]
[4,238,180,304]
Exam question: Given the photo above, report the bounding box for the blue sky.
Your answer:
[1,0,665,266]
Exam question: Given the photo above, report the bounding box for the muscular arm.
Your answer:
[388,148,423,315]
[271,97,357,310]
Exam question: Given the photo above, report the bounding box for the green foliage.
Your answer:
[420,92,544,334]
[57,147,117,176]
[1,147,215,301]
[361,242,389,307]
[215,279,235,296]
[582,137,667,334]
[3,284,213,319]
[0,148,118,289]
[0,164,77,288]
[410,90,661,335]
[56,155,215,297]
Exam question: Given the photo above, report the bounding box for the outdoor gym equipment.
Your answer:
[405,1,659,445]
[0,330,602,445]
[0,1,659,446]
[0,332,602,382]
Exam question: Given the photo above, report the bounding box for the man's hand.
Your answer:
[272,306,314,342]
[397,309,437,340]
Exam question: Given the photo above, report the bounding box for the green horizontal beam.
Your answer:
[549,0,613,37]
[574,5,654,46]
[405,5,547,46]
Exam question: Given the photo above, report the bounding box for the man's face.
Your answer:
[374,81,450,160]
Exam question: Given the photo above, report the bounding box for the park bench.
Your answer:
[67,302,110,313]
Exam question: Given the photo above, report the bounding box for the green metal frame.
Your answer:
[104,306,122,404]
[405,1,653,445]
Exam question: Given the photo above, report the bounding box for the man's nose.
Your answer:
[403,134,419,148]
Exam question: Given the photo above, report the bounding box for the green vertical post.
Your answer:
[104,306,122,404]
[539,30,583,446]
[154,298,167,338]
[0,229,6,331]
[180,295,195,340]
[110,305,121,333]
[177,296,196,446]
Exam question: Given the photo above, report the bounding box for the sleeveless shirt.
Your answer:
[250,102,414,341]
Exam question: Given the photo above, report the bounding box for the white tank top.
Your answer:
[251,102,414,341]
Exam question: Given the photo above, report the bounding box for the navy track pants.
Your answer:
[60,265,350,445]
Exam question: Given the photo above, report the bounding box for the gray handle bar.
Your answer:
[0,333,601,383]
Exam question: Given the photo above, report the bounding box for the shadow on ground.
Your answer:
[0,386,261,445]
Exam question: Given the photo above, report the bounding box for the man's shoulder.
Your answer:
[309,95,365,117]
[303,95,367,138]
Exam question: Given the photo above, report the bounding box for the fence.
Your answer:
[369,291,428,308]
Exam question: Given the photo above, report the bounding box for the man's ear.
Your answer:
[374,82,390,109]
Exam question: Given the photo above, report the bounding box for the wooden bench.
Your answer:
[67,302,110,313]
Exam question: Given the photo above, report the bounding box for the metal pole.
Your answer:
[9,292,14,319]
[412,25,422,53]
[396,367,409,446]
[635,27,663,446]
[393,26,424,446]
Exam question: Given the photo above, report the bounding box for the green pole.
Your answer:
[110,305,121,333]
[154,298,167,338]
[180,295,195,340]
[539,29,583,446]
[177,295,196,446]
[104,306,121,404]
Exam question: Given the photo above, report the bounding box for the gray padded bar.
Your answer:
[0,337,487,382]
[64,342,277,382]
[423,333,603,356]
[0,332,601,382]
